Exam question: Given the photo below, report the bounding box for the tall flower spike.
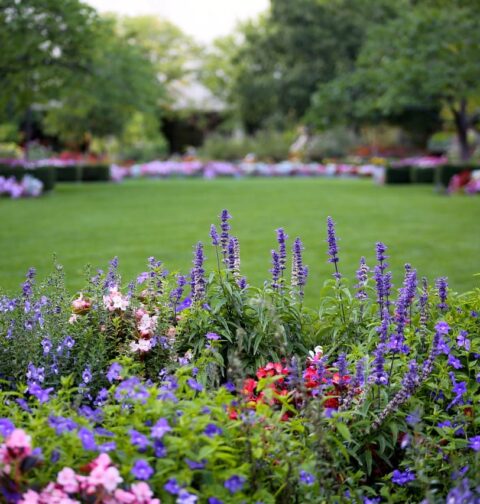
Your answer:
[355,257,369,300]
[270,250,280,291]
[435,277,448,311]
[291,237,308,296]
[220,209,232,263]
[326,217,340,271]
[210,225,219,246]
[191,242,206,302]
[276,228,288,274]
[419,277,429,329]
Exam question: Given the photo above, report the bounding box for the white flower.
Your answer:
[130,339,152,353]
[103,286,129,312]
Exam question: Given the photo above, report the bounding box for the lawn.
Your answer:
[1,178,479,303]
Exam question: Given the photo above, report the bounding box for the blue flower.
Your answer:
[204,423,222,437]
[129,429,150,451]
[164,478,181,495]
[0,418,15,437]
[392,469,415,485]
[468,435,480,451]
[224,475,245,494]
[78,427,97,451]
[131,459,154,480]
[299,470,315,486]
[106,362,122,382]
[151,418,171,439]
[187,378,203,392]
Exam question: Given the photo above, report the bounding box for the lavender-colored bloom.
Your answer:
[206,332,221,340]
[204,423,222,437]
[78,427,97,451]
[63,335,75,349]
[164,478,181,495]
[435,321,450,335]
[391,468,415,485]
[457,331,470,351]
[227,236,240,276]
[187,378,203,392]
[276,228,288,273]
[104,256,119,289]
[406,410,421,426]
[270,250,281,290]
[401,360,419,396]
[326,217,341,279]
[98,441,117,453]
[129,429,150,451]
[151,418,171,439]
[208,499,223,504]
[334,353,348,387]
[41,338,52,355]
[82,367,92,384]
[220,209,232,261]
[355,257,369,300]
[419,277,429,328]
[224,382,236,393]
[185,458,207,470]
[436,277,448,311]
[370,344,388,386]
[170,274,187,306]
[468,435,480,451]
[50,449,60,463]
[136,272,149,285]
[299,470,315,486]
[48,416,77,435]
[0,419,15,437]
[154,439,167,457]
[375,242,388,269]
[224,475,246,494]
[353,358,366,388]
[448,354,462,369]
[210,224,219,246]
[106,362,122,383]
[291,238,308,295]
[26,362,45,384]
[237,276,247,290]
[447,479,477,503]
[22,267,36,299]
[177,490,198,504]
[191,242,206,302]
[131,459,154,480]
[448,372,467,409]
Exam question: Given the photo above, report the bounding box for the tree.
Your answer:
[0,0,99,130]
[311,3,480,159]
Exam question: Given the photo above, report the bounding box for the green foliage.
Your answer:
[385,166,411,185]
[410,166,435,184]
[0,165,56,191]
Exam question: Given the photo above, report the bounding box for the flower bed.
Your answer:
[0,211,478,502]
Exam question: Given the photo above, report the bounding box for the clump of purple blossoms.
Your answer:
[436,276,448,311]
[210,224,219,246]
[291,238,308,296]
[391,468,415,485]
[131,459,154,480]
[299,470,315,486]
[276,228,288,274]
[326,216,341,278]
[219,209,232,263]
[224,475,246,494]
[355,257,369,301]
[190,242,206,302]
[270,250,281,291]
[373,242,390,314]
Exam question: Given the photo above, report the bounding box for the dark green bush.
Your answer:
[435,163,477,189]
[54,165,82,182]
[410,166,435,184]
[0,164,56,191]
[385,165,411,184]
[79,163,110,181]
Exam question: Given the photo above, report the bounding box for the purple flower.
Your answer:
[208,499,223,504]
[98,441,116,453]
[370,343,388,386]
[82,367,92,384]
[129,429,150,451]
[185,458,207,470]
[63,335,75,349]
[224,382,236,393]
[448,372,467,409]
[107,362,122,383]
[206,332,221,340]
[48,416,77,435]
[435,321,450,335]
[291,237,308,295]
[270,250,281,291]
[392,468,415,485]
[154,439,167,457]
[131,459,154,480]
[0,419,15,437]
[28,383,53,403]
[191,242,206,302]
[276,228,288,273]
[164,478,181,495]
[355,257,369,300]
[78,427,97,451]
[187,378,203,392]
[220,209,232,261]
[151,418,171,439]
[448,354,462,369]
[457,331,470,351]
[210,224,219,246]
[375,242,388,266]
[204,423,222,437]
[177,490,198,504]
[224,475,246,494]
[406,410,421,426]
[468,435,480,451]
[41,338,52,355]
[299,470,315,486]
[334,353,348,387]
[326,217,341,278]
[436,277,448,311]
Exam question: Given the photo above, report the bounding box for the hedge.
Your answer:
[384,165,411,184]
[435,164,478,189]
[0,164,56,191]
[410,166,435,184]
[55,164,110,183]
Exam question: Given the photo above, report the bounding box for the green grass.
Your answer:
[1,178,479,304]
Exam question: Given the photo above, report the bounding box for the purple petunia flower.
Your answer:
[204,423,222,437]
[457,331,471,351]
[151,418,171,439]
[206,332,221,340]
[82,367,92,384]
[299,470,315,486]
[154,439,167,457]
[164,478,181,495]
[131,459,154,480]
[129,429,150,451]
[187,378,203,392]
[28,383,54,403]
[177,489,198,504]
[185,458,207,470]
[208,498,223,504]
[78,427,97,451]
[41,338,52,355]
[106,362,122,383]
[392,468,415,485]
[0,419,15,437]
[224,475,246,494]
[468,435,480,451]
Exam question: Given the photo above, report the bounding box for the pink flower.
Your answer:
[130,339,153,353]
[5,429,32,460]
[103,286,129,312]
[19,490,40,504]
[72,294,91,314]
[57,467,79,493]
[131,482,159,502]
[112,489,136,503]
[68,314,79,324]
[90,465,123,492]
[137,314,158,338]
[91,453,112,470]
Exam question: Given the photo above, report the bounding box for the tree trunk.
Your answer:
[452,99,470,162]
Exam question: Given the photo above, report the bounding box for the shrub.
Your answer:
[79,163,111,182]
[0,212,478,502]
[410,166,435,184]
[54,165,82,182]
[435,163,478,190]
[385,165,411,184]
[0,164,56,191]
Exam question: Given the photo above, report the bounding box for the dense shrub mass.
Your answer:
[0,212,478,503]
